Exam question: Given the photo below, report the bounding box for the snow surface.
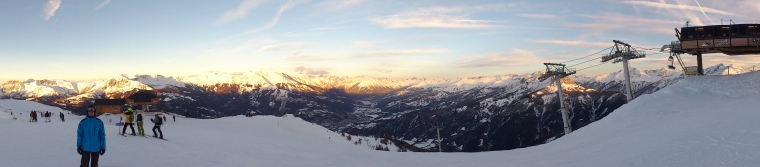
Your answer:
[3,71,760,166]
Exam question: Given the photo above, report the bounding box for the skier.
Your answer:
[136,111,145,136]
[172,114,175,122]
[77,105,106,167]
[121,108,136,136]
[163,115,166,122]
[150,112,163,139]
[60,112,65,122]
[45,111,51,122]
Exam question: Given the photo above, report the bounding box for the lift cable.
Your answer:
[568,57,602,67]
[560,46,613,64]
[575,62,609,71]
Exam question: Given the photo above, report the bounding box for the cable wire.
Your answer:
[576,62,609,71]
[568,57,601,67]
[560,46,613,64]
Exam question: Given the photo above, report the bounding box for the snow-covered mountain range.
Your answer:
[0,63,744,152]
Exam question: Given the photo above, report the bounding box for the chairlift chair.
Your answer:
[667,56,676,69]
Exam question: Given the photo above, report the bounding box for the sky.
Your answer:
[1,0,760,82]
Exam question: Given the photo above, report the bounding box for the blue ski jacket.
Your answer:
[77,115,106,152]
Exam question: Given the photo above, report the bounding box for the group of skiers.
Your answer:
[76,105,175,167]
[22,111,65,122]
[121,107,164,139]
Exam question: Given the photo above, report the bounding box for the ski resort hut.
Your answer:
[93,99,126,114]
[126,90,160,111]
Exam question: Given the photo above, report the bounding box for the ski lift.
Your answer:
[667,55,676,69]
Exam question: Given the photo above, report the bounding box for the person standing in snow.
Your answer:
[122,108,136,135]
[151,112,163,139]
[163,115,166,122]
[45,111,51,122]
[136,111,145,136]
[60,112,65,122]
[172,115,175,122]
[77,105,106,167]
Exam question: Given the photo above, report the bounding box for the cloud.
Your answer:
[215,0,266,25]
[528,40,611,48]
[741,0,760,15]
[93,0,111,11]
[370,13,501,29]
[283,52,335,61]
[568,14,683,34]
[516,13,558,19]
[370,3,514,29]
[257,42,314,52]
[198,38,278,59]
[622,1,740,16]
[353,40,389,47]
[295,66,329,75]
[242,0,311,34]
[454,49,545,68]
[414,3,516,14]
[283,27,343,36]
[352,49,447,58]
[42,0,61,20]
[317,0,365,10]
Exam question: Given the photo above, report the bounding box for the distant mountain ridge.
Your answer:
[0,63,743,152]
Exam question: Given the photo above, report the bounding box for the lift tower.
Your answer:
[538,63,575,135]
[601,40,646,102]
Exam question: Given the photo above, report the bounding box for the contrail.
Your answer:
[53,16,59,26]
[693,0,715,25]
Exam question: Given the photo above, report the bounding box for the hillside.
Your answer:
[2,71,760,166]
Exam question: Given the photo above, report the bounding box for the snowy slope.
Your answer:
[3,71,760,166]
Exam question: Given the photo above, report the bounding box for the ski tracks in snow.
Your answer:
[654,129,760,166]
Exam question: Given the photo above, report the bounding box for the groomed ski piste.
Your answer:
[2,71,760,167]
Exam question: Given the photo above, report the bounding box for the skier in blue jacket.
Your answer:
[77,105,106,167]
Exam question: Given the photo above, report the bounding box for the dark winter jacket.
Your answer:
[152,114,163,126]
[77,115,106,153]
[60,112,64,118]
[136,113,143,122]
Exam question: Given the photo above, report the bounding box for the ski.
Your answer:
[151,136,168,141]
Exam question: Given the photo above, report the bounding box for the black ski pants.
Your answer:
[122,123,135,134]
[80,151,100,167]
[152,125,163,138]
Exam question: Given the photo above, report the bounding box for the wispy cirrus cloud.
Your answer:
[93,0,111,11]
[371,14,501,29]
[317,0,365,10]
[352,49,446,58]
[370,3,514,29]
[568,14,683,34]
[528,39,611,48]
[516,13,558,19]
[242,0,311,34]
[284,52,335,61]
[622,1,740,16]
[214,0,266,25]
[353,40,389,47]
[257,42,315,52]
[42,0,61,20]
[454,49,544,68]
